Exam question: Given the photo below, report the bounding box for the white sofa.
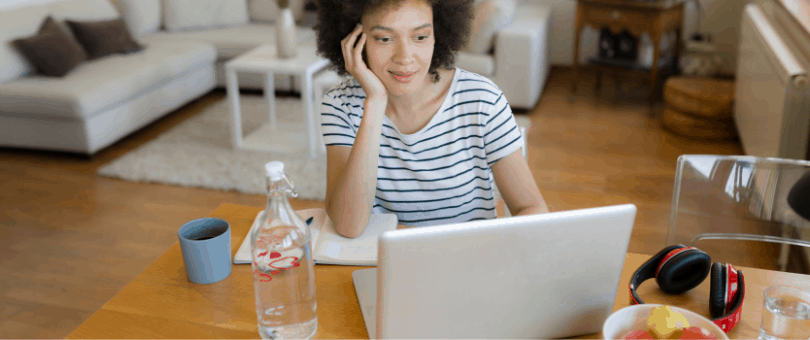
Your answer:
[128,0,314,91]
[456,1,553,110]
[0,0,551,155]
[0,0,314,155]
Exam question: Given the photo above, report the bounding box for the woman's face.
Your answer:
[361,0,435,96]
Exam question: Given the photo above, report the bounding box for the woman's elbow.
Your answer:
[334,220,364,238]
[327,207,367,239]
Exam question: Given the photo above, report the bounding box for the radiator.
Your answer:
[735,3,810,160]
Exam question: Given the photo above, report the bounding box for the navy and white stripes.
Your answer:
[320,68,523,227]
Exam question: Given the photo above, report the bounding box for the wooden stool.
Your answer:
[661,77,737,140]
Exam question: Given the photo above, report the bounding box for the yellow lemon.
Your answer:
[646,306,690,339]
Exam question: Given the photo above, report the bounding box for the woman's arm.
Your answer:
[325,24,388,238]
[490,149,549,216]
[325,98,386,238]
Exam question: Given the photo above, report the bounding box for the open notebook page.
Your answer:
[311,213,398,265]
[233,208,324,264]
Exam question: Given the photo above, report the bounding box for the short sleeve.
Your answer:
[483,93,524,165]
[320,89,357,147]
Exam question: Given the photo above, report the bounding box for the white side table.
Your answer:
[225,44,330,158]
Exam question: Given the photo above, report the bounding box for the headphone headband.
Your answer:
[656,246,700,277]
[629,245,745,333]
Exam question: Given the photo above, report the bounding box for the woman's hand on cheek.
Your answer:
[341,24,387,102]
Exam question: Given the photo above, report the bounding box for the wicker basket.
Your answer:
[661,106,737,140]
[663,77,735,119]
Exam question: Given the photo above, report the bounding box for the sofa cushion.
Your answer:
[142,25,316,60]
[248,0,307,23]
[0,40,216,121]
[111,0,162,36]
[455,52,495,77]
[67,18,144,59]
[465,0,516,54]
[163,0,249,32]
[46,0,121,34]
[0,5,50,84]
[12,17,89,77]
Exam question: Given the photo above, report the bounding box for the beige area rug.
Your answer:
[98,95,531,200]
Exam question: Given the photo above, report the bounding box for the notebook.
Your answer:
[234,208,398,266]
[352,204,637,339]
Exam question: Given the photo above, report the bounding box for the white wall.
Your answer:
[532,0,755,75]
[0,0,61,10]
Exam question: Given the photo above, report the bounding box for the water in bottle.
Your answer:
[251,161,317,339]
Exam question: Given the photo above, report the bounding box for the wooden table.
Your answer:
[67,203,810,339]
[571,0,686,106]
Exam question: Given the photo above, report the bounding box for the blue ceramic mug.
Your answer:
[178,217,232,284]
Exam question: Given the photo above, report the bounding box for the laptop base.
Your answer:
[352,268,377,339]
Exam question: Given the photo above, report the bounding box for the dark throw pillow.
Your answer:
[11,16,88,77]
[66,18,144,60]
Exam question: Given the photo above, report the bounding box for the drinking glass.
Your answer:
[760,285,810,340]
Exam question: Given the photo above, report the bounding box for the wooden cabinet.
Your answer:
[572,0,686,106]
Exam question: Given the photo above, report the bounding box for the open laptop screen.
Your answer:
[358,204,636,339]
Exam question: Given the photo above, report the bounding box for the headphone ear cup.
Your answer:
[656,249,711,294]
[709,262,727,318]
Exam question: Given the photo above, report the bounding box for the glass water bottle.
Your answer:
[250,161,317,339]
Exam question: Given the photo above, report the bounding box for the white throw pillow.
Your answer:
[163,0,249,32]
[0,5,49,83]
[47,0,120,22]
[110,0,162,37]
[249,0,307,23]
[464,0,517,54]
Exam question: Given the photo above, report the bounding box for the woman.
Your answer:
[315,0,549,237]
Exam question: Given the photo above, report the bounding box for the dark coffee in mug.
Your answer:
[193,235,216,241]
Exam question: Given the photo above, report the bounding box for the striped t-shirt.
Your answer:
[320,68,524,227]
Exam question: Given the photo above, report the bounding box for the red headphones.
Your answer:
[629,245,745,333]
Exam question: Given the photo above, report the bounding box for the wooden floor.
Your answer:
[0,67,759,338]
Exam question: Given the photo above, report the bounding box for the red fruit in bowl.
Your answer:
[679,326,717,339]
[623,330,655,339]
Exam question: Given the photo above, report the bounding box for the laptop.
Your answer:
[352,204,637,339]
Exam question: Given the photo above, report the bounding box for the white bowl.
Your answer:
[603,304,729,340]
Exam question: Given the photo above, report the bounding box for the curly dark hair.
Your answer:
[314,0,474,83]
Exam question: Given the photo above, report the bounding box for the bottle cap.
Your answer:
[265,161,284,180]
